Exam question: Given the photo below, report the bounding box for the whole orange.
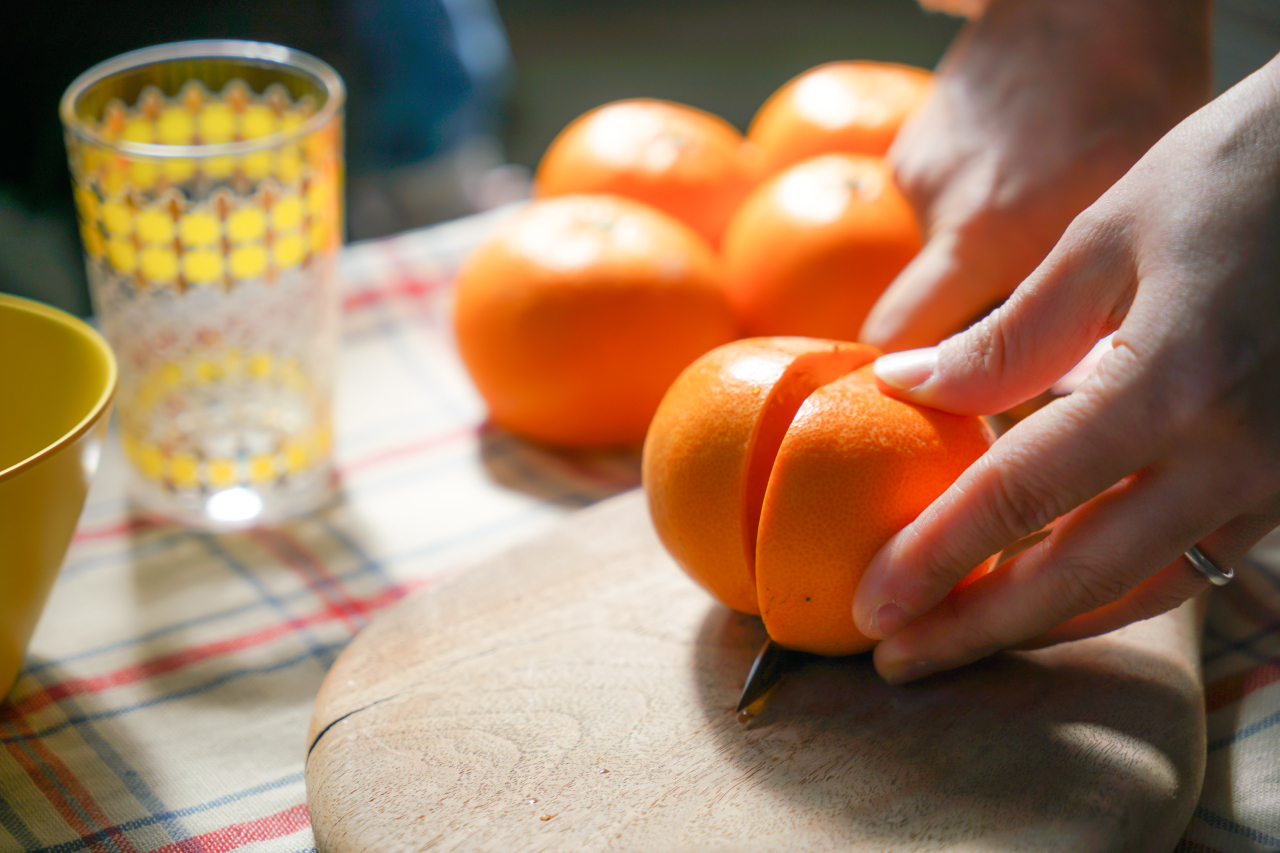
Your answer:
[453,194,739,448]
[748,60,933,176]
[534,99,763,247]
[720,154,921,342]
[643,337,994,656]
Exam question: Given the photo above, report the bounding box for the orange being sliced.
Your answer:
[643,338,995,655]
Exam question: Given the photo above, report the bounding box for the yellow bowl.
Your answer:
[0,294,116,700]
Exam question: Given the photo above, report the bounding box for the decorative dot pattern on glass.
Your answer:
[119,349,333,494]
[66,79,342,293]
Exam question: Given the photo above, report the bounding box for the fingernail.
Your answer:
[879,657,937,686]
[873,347,937,393]
[872,601,912,638]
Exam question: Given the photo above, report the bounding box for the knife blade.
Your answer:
[736,637,805,715]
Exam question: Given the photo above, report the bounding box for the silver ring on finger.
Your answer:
[1184,544,1234,587]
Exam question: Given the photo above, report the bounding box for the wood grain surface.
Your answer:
[306,489,1206,853]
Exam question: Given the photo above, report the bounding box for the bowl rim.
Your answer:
[0,294,118,483]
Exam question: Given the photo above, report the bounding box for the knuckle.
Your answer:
[1134,581,1197,622]
[890,160,932,211]
[1060,206,1117,251]
[941,313,1008,386]
[976,453,1068,541]
[1048,551,1137,615]
[893,527,984,602]
[940,594,1018,659]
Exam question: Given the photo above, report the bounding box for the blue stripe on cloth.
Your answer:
[1,641,346,745]
[23,771,305,853]
[338,446,489,498]
[315,519,394,587]
[23,665,193,848]
[381,310,475,422]
[23,557,383,675]
[340,427,604,509]
[1191,805,1280,847]
[0,792,42,851]
[1202,621,1280,664]
[1208,705,1280,753]
[60,531,193,580]
[477,426,638,498]
[200,536,342,671]
[254,531,369,627]
[376,502,574,569]
[1,718,133,853]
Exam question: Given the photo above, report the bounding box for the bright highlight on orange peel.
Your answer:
[721,154,922,343]
[534,98,763,247]
[643,337,995,656]
[453,194,738,449]
[747,60,933,176]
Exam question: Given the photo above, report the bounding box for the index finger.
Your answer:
[852,359,1170,641]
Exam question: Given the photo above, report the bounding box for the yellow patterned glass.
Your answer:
[61,41,344,529]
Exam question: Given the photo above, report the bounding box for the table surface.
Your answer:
[3,206,1279,853]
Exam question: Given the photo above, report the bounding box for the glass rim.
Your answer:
[59,39,345,160]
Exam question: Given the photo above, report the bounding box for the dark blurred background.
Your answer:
[495,0,960,165]
[1,0,1276,317]
[0,0,958,318]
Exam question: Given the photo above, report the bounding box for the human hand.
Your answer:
[850,54,1280,684]
[860,0,1212,351]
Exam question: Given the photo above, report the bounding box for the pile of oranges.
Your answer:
[453,60,931,449]
[453,60,996,656]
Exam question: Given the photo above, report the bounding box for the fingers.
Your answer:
[1018,554,1210,648]
[1028,499,1280,646]
[867,453,1274,684]
[859,229,1010,353]
[871,213,1133,417]
[850,215,1142,637]
[852,364,1172,642]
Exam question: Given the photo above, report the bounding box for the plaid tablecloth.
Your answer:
[2,206,1278,853]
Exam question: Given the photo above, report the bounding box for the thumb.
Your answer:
[860,229,1012,353]
[871,226,1132,415]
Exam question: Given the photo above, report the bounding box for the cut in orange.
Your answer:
[721,154,921,342]
[756,365,994,655]
[453,194,739,448]
[643,338,879,614]
[748,60,933,176]
[643,338,994,656]
[534,99,763,247]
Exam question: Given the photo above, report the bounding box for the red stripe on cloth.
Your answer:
[249,531,366,635]
[148,803,311,853]
[342,276,444,312]
[338,425,478,475]
[72,516,162,544]
[3,719,141,853]
[1205,659,1280,713]
[6,586,408,719]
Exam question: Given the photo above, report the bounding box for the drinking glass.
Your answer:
[60,41,344,528]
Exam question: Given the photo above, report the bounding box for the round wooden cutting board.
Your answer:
[306,489,1206,853]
